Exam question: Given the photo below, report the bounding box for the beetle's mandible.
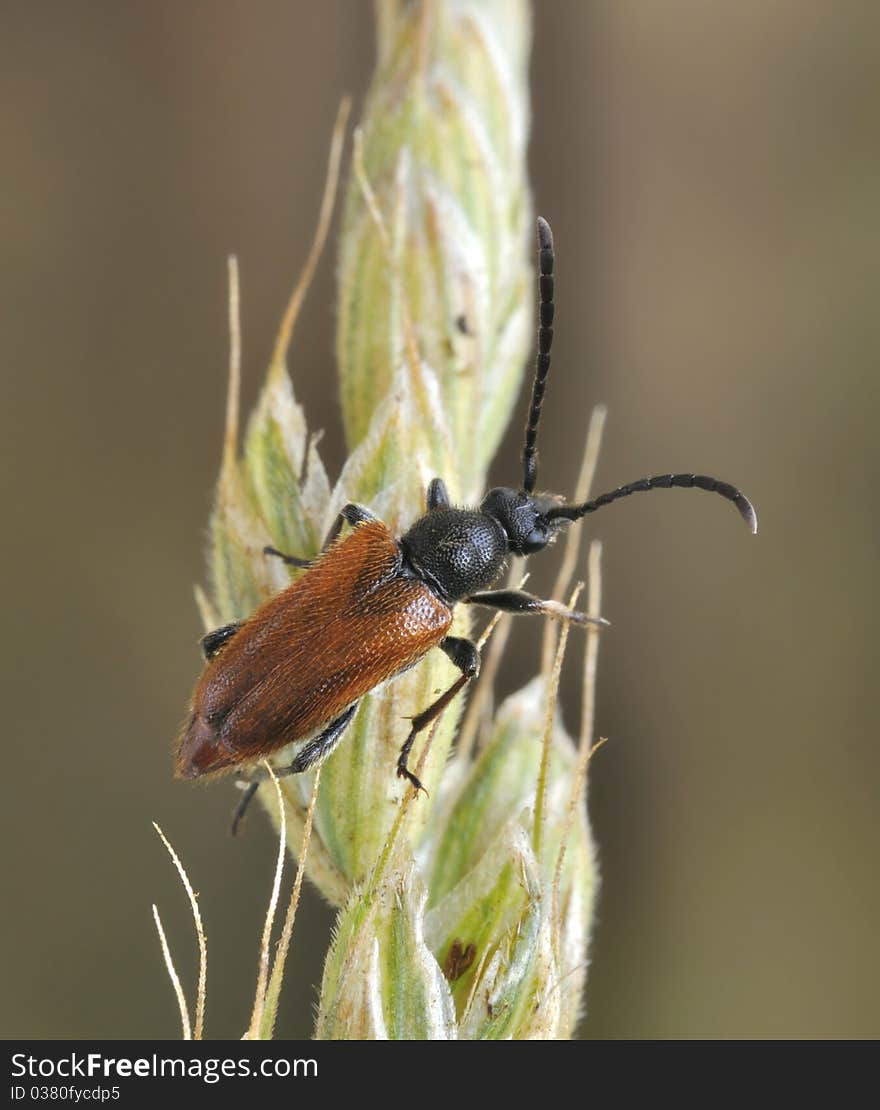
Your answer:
[175,217,757,831]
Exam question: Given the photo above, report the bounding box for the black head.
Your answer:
[479,486,561,556]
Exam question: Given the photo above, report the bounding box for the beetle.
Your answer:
[175,217,757,829]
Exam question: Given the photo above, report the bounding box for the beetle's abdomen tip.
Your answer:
[175,714,230,779]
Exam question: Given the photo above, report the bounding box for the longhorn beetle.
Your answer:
[176,217,757,831]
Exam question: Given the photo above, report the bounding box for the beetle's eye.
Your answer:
[521,526,549,554]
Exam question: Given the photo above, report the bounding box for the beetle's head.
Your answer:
[479,487,565,556]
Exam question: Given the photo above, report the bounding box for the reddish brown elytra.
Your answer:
[176,218,757,832]
[177,518,451,781]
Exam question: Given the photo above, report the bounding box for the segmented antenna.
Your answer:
[522,217,555,493]
[546,473,758,533]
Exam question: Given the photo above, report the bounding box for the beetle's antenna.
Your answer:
[522,216,555,493]
[546,473,758,533]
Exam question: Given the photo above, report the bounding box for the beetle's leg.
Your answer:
[230,782,260,837]
[284,701,359,773]
[263,546,312,567]
[397,677,469,794]
[439,634,480,676]
[322,504,377,548]
[201,621,242,660]
[397,636,480,793]
[466,588,610,629]
[230,702,360,835]
[263,504,377,567]
[426,478,451,510]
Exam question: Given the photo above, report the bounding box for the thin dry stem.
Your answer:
[552,540,605,934]
[223,255,242,472]
[475,606,507,654]
[269,97,352,382]
[533,583,583,859]
[152,822,207,1040]
[247,764,286,1039]
[579,540,604,772]
[540,404,607,675]
[551,737,606,945]
[261,765,323,1039]
[151,905,192,1041]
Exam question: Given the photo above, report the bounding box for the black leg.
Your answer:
[282,701,359,774]
[397,636,480,793]
[201,622,241,660]
[263,503,377,567]
[263,546,312,567]
[230,781,260,837]
[439,634,480,676]
[427,478,450,510]
[230,702,359,835]
[466,588,609,628]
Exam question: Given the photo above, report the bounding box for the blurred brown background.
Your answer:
[2,0,878,1039]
